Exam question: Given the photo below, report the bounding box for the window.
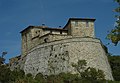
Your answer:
[75,21,78,27]
[36,68,38,71]
[86,21,89,27]
[60,31,62,34]
[50,30,52,33]
[55,55,57,58]
[44,38,48,43]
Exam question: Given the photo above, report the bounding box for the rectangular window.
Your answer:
[60,31,62,34]
[86,21,89,27]
[75,21,78,27]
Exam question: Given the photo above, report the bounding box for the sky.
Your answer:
[0,0,120,62]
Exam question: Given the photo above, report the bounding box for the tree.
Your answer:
[0,65,12,83]
[107,0,120,45]
[72,60,105,82]
[34,73,46,83]
[108,55,120,81]
[2,52,7,58]
[0,57,5,65]
[72,60,87,74]
[0,52,7,65]
[81,67,105,82]
[0,59,12,83]
[58,72,79,83]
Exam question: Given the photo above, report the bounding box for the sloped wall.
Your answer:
[24,37,113,80]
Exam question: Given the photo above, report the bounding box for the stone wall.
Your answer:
[70,20,95,37]
[24,37,113,80]
[21,27,68,56]
[21,19,95,57]
[31,34,72,52]
[21,29,32,56]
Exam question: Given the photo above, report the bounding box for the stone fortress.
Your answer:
[9,18,113,80]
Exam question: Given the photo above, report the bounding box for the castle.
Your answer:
[9,18,114,80]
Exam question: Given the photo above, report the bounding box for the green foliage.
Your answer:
[0,57,5,65]
[47,74,64,83]
[107,0,120,45]
[114,0,120,3]
[34,73,46,83]
[114,0,120,13]
[72,60,87,73]
[72,60,105,82]
[1,57,120,83]
[108,55,120,81]
[26,73,32,77]
[0,65,12,83]
[81,67,105,81]
[58,72,79,83]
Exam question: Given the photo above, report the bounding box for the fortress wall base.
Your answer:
[24,37,113,80]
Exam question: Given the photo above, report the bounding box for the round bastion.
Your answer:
[24,37,114,80]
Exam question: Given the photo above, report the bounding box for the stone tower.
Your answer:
[10,18,113,80]
[64,18,95,37]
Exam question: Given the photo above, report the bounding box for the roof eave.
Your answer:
[63,18,96,29]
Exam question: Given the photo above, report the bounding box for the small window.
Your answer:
[60,31,62,34]
[55,55,57,58]
[86,21,89,27]
[75,21,78,27]
[50,53,52,56]
[44,38,48,43]
[50,30,52,33]
[36,68,38,71]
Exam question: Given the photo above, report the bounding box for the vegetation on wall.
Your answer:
[1,55,120,83]
[0,57,111,83]
[108,54,120,81]
[72,60,105,82]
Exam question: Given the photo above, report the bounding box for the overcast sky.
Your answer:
[0,0,120,62]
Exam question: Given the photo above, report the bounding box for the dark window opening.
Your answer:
[55,55,57,58]
[75,21,78,27]
[55,60,57,62]
[62,58,65,61]
[50,30,52,33]
[44,38,48,43]
[50,53,52,56]
[86,21,89,27]
[60,31,62,34]
[37,68,39,71]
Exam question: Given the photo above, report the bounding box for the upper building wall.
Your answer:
[21,18,96,56]
[21,26,68,56]
[64,18,96,37]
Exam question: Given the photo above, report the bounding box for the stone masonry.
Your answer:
[10,18,114,80]
[24,37,113,80]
